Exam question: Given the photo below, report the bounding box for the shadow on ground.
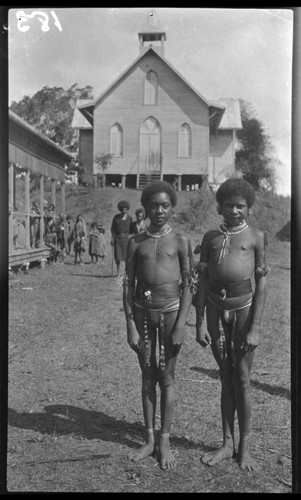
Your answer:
[8,405,205,452]
[190,366,290,400]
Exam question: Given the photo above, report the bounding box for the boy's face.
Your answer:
[220,195,248,227]
[147,192,173,229]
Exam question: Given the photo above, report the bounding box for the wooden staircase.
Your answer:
[138,172,161,189]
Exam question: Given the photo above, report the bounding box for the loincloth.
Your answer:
[135,281,180,306]
[208,278,252,300]
[207,290,253,366]
[134,282,180,370]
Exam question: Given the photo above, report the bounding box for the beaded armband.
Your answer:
[122,272,135,287]
[255,264,270,278]
[196,313,204,328]
[125,311,134,321]
[181,268,199,294]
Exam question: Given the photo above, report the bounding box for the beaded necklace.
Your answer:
[146,226,172,239]
[146,226,172,258]
[217,220,248,264]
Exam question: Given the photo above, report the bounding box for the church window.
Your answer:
[144,71,158,105]
[110,123,123,156]
[178,123,191,157]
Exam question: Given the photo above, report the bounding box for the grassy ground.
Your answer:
[6,185,292,493]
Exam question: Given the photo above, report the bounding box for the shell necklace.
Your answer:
[146,225,172,258]
[217,220,248,264]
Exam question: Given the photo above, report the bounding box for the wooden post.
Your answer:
[160,155,163,181]
[52,179,56,213]
[25,170,30,249]
[39,175,44,247]
[9,163,14,254]
[178,174,182,192]
[121,175,126,189]
[232,130,236,171]
[61,182,65,214]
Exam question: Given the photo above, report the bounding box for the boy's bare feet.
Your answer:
[238,438,259,471]
[128,442,156,462]
[202,445,234,466]
[159,434,176,470]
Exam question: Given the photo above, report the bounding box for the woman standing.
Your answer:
[110,200,132,277]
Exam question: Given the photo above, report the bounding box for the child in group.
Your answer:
[65,214,74,256]
[97,223,107,265]
[73,230,86,266]
[55,212,66,263]
[130,208,147,234]
[73,213,87,239]
[123,180,196,471]
[45,203,55,234]
[45,224,60,264]
[195,178,269,472]
[88,222,107,264]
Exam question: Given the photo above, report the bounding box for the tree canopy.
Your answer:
[235,100,278,191]
[10,83,94,155]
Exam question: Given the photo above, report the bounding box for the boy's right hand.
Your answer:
[127,325,142,354]
[196,325,212,348]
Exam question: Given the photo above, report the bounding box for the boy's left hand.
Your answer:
[241,325,260,352]
[171,325,185,355]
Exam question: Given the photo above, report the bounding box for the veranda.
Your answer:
[9,110,73,269]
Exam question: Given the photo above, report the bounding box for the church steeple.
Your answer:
[138,10,166,56]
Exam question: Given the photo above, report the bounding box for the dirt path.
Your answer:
[7,242,292,493]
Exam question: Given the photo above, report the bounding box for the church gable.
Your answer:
[94,49,208,126]
[73,10,242,190]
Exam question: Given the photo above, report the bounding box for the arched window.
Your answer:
[110,123,123,156]
[139,117,161,171]
[178,123,191,157]
[144,71,158,105]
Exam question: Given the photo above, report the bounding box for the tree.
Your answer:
[235,100,278,191]
[10,84,94,154]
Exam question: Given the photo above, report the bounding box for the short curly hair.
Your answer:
[140,180,177,209]
[117,200,130,211]
[216,178,256,208]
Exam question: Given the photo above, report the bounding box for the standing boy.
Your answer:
[123,180,196,471]
[195,178,269,471]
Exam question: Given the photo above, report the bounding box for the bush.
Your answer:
[177,187,218,231]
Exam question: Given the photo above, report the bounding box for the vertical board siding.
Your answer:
[208,130,235,183]
[93,52,209,176]
[79,130,94,172]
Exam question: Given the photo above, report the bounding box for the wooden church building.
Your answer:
[72,11,242,191]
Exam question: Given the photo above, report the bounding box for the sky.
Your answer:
[8,7,293,196]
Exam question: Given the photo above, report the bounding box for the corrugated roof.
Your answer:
[9,110,74,159]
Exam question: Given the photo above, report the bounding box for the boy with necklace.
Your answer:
[195,178,269,471]
[123,180,196,470]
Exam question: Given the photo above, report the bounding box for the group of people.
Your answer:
[110,203,147,277]
[43,211,107,266]
[120,178,269,474]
